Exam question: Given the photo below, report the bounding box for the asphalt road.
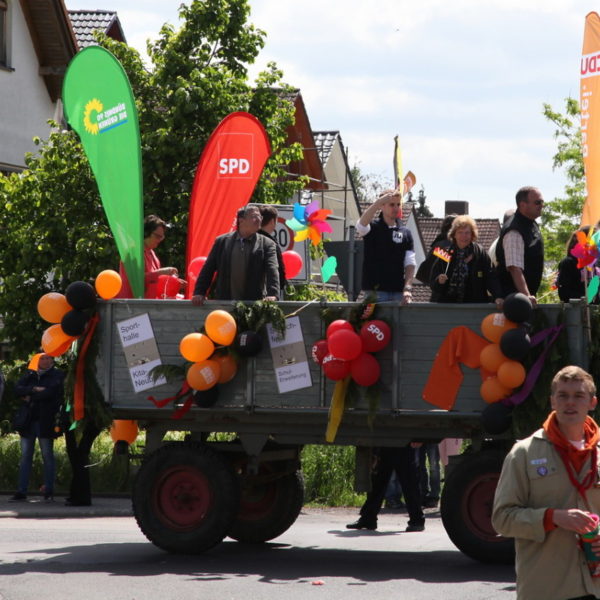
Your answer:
[0,496,516,600]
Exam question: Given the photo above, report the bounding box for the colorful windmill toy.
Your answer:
[285,201,333,246]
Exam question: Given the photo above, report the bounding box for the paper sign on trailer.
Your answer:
[116,313,166,392]
[266,316,312,393]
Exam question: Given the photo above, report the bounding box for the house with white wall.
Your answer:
[0,1,125,174]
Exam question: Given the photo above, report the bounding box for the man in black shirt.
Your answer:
[356,190,415,303]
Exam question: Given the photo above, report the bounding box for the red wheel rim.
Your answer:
[153,466,212,530]
[461,472,504,542]
[238,479,277,521]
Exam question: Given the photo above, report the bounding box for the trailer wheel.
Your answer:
[133,442,239,554]
[441,450,514,564]
[228,468,304,543]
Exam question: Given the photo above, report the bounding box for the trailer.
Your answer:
[95,299,588,563]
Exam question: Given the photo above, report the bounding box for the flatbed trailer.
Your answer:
[96,299,588,563]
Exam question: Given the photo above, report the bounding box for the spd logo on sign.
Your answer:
[217,132,254,179]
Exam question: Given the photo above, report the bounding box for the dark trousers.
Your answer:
[360,446,424,526]
[65,423,100,504]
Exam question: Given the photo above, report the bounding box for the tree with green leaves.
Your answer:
[0,0,305,358]
[541,97,585,269]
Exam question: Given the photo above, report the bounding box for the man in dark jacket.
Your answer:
[10,354,64,502]
[495,186,544,305]
[192,204,279,305]
[258,205,287,297]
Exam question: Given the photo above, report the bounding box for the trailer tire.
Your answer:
[133,442,239,554]
[441,450,514,565]
[228,469,304,543]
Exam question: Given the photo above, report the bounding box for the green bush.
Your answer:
[301,444,364,507]
[0,429,365,506]
[0,431,144,494]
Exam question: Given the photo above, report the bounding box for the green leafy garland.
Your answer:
[231,300,286,336]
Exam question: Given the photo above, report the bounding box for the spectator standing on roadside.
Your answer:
[10,354,64,502]
[492,365,600,600]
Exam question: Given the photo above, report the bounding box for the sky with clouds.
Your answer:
[68,0,599,219]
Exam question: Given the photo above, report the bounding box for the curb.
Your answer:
[0,494,133,518]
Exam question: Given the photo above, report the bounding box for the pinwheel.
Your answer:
[570,229,600,269]
[285,200,333,246]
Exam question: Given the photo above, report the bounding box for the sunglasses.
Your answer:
[531,200,544,206]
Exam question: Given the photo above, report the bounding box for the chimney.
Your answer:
[445,200,468,215]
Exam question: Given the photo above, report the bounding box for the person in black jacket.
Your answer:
[10,354,64,502]
[258,205,287,297]
[430,215,503,306]
[191,205,279,305]
[556,226,594,303]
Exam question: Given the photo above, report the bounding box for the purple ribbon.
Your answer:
[502,325,564,408]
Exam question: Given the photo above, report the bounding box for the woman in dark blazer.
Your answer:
[430,215,503,306]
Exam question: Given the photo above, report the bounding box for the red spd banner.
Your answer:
[185,112,271,296]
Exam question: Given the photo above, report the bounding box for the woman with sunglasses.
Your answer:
[117,215,183,298]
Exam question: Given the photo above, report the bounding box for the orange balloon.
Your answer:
[95,269,122,300]
[110,420,139,444]
[497,360,526,389]
[479,343,508,373]
[41,324,75,357]
[37,292,72,323]
[480,376,512,404]
[28,352,44,370]
[205,310,237,346]
[179,333,215,363]
[214,353,238,384]
[481,313,517,343]
[187,360,221,391]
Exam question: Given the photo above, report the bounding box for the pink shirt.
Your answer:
[116,248,161,299]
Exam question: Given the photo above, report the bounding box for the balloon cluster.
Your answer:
[311,319,391,387]
[36,270,122,357]
[179,310,239,399]
[479,293,533,433]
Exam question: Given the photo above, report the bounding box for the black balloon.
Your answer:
[235,330,263,357]
[503,292,533,324]
[500,327,531,361]
[194,386,219,408]
[66,281,97,310]
[481,401,513,435]
[61,309,89,336]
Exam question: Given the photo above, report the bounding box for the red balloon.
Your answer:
[156,275,181,299]
[360,320,391,353]
[282,250,303,279]
[322,354,350,380]
[188,256,207,280]
[328,329,363,361]
[350,353,381,387]
[326,319,354,339]
[311,339,328,365]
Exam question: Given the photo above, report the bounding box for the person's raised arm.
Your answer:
[358,191,396,228]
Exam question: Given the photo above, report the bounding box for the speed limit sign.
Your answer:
[271,205,309,282]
